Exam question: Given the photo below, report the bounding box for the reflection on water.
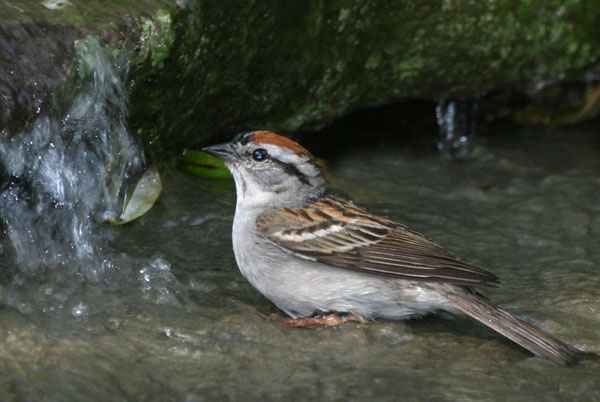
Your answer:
[1,124,600,400]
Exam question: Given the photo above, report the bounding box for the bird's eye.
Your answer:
[252,148,269,162]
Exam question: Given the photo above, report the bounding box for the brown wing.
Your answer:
[256,195,498,286]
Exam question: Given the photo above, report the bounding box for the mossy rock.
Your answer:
[2,1,600,154]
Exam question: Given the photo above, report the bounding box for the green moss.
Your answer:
[4,0,600,151]
[121,1,600,151]
[136,10,174,70]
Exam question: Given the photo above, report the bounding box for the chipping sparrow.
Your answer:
[203,130,592,365]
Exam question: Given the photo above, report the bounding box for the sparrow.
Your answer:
[203,130,593,365]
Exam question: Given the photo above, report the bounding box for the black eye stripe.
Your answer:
[272,158,311,186]
[248,148,312,186]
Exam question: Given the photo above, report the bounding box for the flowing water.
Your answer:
[1,39,600,400]
[435,98,478,159]
[1,120,599,400]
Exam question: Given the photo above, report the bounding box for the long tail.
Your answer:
[442,287,595,365]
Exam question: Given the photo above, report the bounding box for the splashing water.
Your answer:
[0,36,188,323]
[435,98,478,158]
[0,37,143,275]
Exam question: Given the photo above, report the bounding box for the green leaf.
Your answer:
[177,149,231,179]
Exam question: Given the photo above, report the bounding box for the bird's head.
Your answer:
[203,131,327,208]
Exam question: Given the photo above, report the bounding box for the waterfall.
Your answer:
[0,37,144,276]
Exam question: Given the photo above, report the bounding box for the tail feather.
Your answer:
[442,288,595,365]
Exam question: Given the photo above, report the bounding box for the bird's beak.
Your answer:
[202,142,236,162]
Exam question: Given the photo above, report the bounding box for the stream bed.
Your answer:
[1,124,599,401]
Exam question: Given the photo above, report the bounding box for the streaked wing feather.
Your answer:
[256,196,498,286]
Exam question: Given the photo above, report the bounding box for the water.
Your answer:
[0,37,161,325]
[1,37,143,271]
[436,98,478,159]
[0,39,598,397]
[2,111,599,399]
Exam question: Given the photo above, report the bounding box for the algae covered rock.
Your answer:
[1,1,600,150]
[129,0,600,150]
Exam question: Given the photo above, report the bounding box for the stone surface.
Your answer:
[2,1,600,149]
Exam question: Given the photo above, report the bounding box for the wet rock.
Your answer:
[132,1,600,150]
[0,22,79,133]
[2,2,600,150]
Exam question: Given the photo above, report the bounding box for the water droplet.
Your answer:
[435,98,478,159]
[71,302,88,317]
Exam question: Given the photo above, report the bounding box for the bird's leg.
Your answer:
[284,312,361,328]
[251,310,360,328]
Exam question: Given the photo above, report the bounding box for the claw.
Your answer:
[250,309,360,328]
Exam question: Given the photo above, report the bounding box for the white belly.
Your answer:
[232,209,450,321]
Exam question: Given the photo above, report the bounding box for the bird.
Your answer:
[202,130,593,365]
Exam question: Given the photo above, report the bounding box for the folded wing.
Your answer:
[256,195,498,286]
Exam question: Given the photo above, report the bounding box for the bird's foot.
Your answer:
[251,310,360,328]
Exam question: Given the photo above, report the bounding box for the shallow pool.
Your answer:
[1,125,599,401]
